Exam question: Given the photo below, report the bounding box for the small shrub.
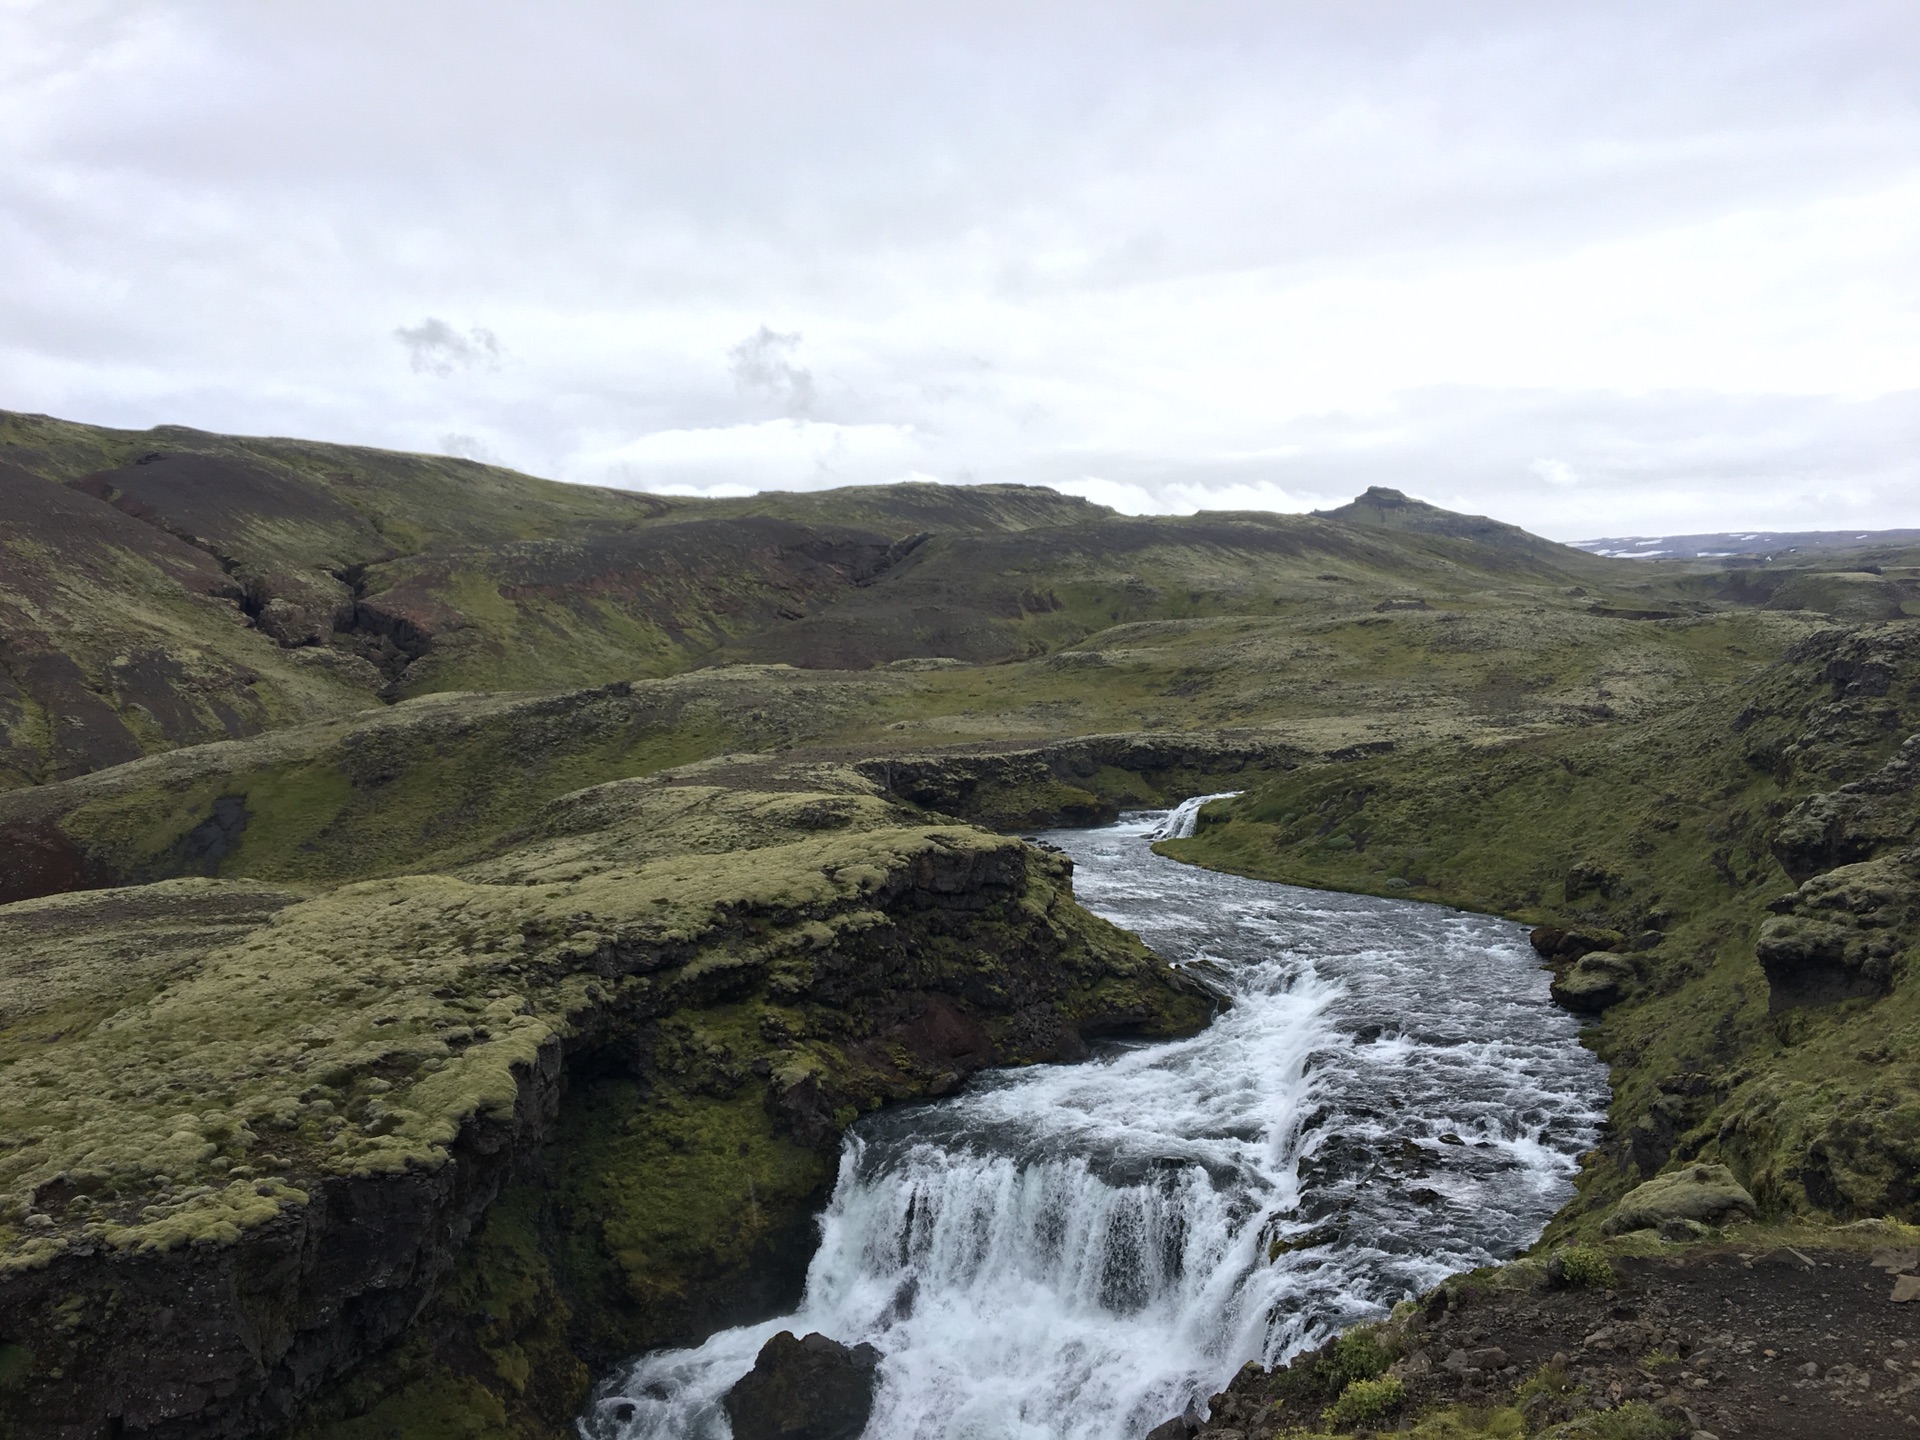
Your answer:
[1321,1325,1391,1386]
[1555,1245,1616,1289]
[1323,1374,1406,1428]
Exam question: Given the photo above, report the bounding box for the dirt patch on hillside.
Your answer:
[1178,1238,1920,1439]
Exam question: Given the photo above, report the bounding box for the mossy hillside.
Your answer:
[0,762,1206,1438]
[0,468,381,787]
[1172,621,1920,1236]
[0,796,1086,1248]
[0,878,301,1056]
[0,668,924,895]
[827,605,1815,757]
[351,519,916,700]
[712,508,1697,674]
[0,410,689,557]
[2,598,1809,904]
[10,405,1909,801]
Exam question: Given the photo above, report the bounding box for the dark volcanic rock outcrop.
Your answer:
[722,1331,881,1440]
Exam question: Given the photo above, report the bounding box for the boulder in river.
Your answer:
[1603,1162,1756,1235]
[723,1330,882,1440]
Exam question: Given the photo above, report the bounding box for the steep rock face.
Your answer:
[0,765,1209,1440]
[1771,734,1920,884]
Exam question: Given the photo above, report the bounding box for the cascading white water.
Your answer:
[1144,791,1243,841]
[584,811,1608,1440]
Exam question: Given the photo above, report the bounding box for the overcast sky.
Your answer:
[4,1,1918,538]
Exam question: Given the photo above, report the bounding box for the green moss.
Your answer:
[1322,1325,1391,1386]
[1400,1406,1528,1439]
[1322,1374,1405,1427]
[1535,1401,1683,1439]
[553,1075,832,1343]
[1555,1245,1617,1289]
[295,1370,516,1440]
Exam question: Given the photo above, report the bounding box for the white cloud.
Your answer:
[395,318,501,377]
[577,419,923,494]
[728,326,815,418]
[1531,459,1579,489]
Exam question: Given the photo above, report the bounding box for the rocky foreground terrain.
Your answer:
[3,409,1919,1439]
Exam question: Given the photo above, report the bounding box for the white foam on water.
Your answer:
[584,809,1607,1440]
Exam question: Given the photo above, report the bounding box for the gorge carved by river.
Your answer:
[586,809,1610,1440]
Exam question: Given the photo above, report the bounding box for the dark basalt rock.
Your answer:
[1527,925,1624,963]
[722,1330,881,1440]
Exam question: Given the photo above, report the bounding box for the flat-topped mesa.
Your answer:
[0,763,1209,1440]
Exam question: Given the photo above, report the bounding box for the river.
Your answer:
[584,803,1609,1440]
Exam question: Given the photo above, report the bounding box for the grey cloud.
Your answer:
[439,431,500,463]
[729,326,815,417]
[395,318,501,377]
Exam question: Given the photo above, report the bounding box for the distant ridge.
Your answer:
[1575,528,1920,561]
[1312,485,1551,546]
[1312,484,1603,568]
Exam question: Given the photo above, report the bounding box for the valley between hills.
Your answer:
[3,406,1919,1440]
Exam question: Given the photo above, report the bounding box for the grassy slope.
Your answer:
[2,408,1701,789]
[0,594,1805,907]
[11,408,1920,1438]
[1170,620,1920,1240]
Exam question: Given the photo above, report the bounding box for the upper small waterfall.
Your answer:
[1145,792,1242,841]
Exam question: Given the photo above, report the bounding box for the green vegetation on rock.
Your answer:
[0,758,1206,1437]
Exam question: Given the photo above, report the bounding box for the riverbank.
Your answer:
[1174,1222,1920,1439]
[1150,620,1920,1438]
[1165,622,1920,1241]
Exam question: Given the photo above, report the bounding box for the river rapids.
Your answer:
[584,808,1609,1440]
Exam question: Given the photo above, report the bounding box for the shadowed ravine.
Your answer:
[581,814,1609,1440]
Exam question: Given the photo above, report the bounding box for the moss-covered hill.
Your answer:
[8,407,1920,1440]
[3,407,1711,791]
[1168,621,1920,1242]
[0,759,1209,1438]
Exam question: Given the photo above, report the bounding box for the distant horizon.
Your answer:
[15,399,1920,550]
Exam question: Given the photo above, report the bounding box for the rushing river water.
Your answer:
[585,805,1609,1440]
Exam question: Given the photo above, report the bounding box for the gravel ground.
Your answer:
[1172,1240,1920,1439]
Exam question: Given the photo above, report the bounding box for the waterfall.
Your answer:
[584,812,1607,1440]
[1144,792,1242,842]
